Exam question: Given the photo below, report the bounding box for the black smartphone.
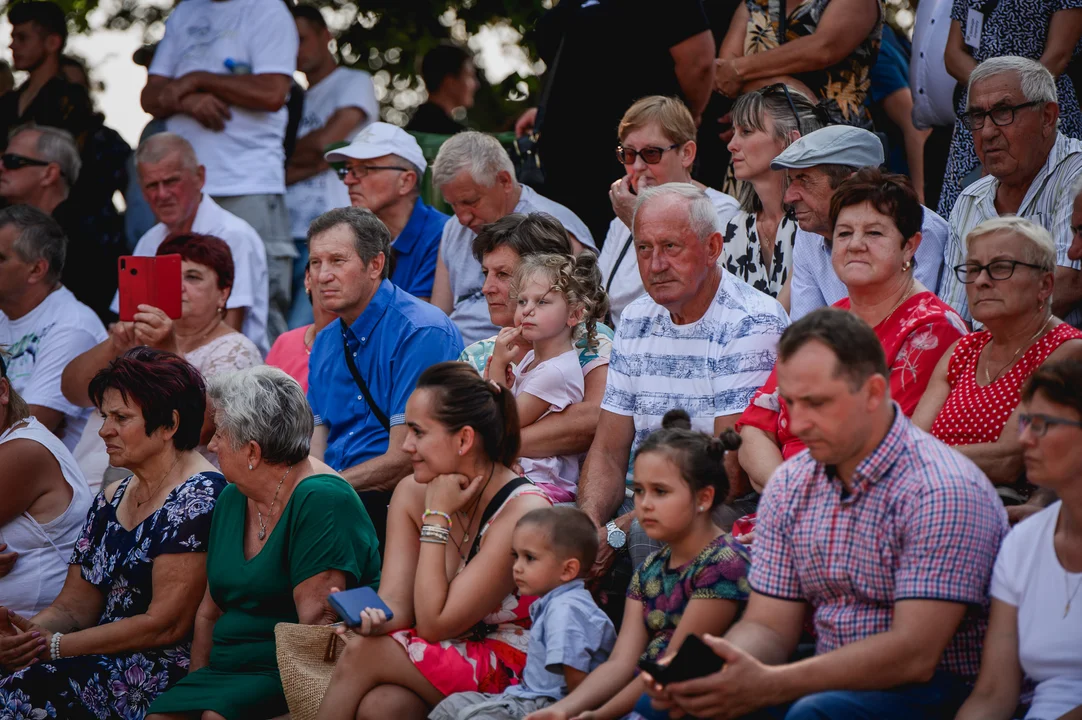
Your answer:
[636,634,725,685]
[328,586,393,627]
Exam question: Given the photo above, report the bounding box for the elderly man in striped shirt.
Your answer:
[939,56,1082,327]
[652,309,1008,720]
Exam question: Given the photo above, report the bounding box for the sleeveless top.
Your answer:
[0,417,93,615]
[931,323,1082,445]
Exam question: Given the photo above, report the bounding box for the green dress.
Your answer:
[148,473,381,719]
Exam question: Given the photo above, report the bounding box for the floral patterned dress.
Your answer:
[737,292,968,458]
[0,471,226,720]
[390,482,551,697]
[743,0,883,127]
[722,210,799,298]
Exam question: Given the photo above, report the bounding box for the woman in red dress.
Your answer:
[737,169,967,492]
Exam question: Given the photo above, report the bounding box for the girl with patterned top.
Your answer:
[524,410,751,720]
[915,217,1082,499]
[723,87,825,310]
[488,252,609,503]
[317,362,552,720]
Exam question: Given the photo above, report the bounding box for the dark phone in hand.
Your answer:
[637,634,725,685]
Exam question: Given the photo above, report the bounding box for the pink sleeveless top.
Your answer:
[930,323,1082,445]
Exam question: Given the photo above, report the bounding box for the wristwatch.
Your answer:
[606,520,627,549]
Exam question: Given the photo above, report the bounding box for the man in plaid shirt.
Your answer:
[654,309,1009,719]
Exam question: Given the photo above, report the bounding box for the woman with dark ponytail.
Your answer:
[318,362,552,720]
[525,410,751,720]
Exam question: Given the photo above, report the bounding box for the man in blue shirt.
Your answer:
[307,206,462,547]
[324,122,446,301]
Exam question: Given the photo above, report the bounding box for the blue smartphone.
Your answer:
[328,586,393,627]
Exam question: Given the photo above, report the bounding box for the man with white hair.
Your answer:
[324,122,446,301]
[111,133,269,355]
[777,125,950,320]
[0,125,123,323]
[939,56,1082,326]
[577,183,788,573]
[430,131,595,344]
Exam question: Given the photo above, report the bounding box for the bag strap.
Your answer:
[341,319,390,432]
[606,233,635,294]
[775,0,789,46]
[467,477,532,562]
[532,35,566,138]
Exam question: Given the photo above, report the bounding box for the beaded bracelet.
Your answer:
[50,632,63,661]
[422,509,452,526]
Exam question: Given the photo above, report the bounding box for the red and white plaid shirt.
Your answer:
[750,405,1008,680]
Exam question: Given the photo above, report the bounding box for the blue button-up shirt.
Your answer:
[789,205,949,321]
[505,579,617,700]
[307,279,463,472]
[391,198,447,299]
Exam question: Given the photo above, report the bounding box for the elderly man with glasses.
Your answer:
[0,125,123,324]
[323,122,447,303]
[938,56,1082,327]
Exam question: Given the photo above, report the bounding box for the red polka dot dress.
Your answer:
[931,323,1082,445]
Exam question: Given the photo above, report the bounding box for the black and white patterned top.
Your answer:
[722,211,798,298]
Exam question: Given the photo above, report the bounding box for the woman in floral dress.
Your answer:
[0,349,226,719]
[317,363,552,719]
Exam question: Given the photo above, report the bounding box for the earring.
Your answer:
[698,506,706,512]
[902,259,912,272]
[248,464,253,470]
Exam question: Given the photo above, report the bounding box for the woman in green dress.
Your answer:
[147,366,382,720]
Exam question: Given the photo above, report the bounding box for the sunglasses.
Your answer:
[758,84,803,136]
[615,144,680,165]
[0,153,53,172]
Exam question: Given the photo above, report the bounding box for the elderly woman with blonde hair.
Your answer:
[148,366,381,720]
[915,217,1082,515]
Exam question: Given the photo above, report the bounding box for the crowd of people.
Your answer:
[0,0,1081,718]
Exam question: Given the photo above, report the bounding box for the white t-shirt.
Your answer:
[602,271,789,482]
[0,287,107,451]
[513,348,586,499]
[286,66,378,239]
[110,195,270,356]
[990,501,1082,720]
[599,187,740,326]
[149,0,298,196]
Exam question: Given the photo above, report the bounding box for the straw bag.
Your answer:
[275,622,356,720]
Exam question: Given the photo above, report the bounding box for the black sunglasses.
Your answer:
[759,83,803,136]
[0,153,53,173]
[615,144,680,165]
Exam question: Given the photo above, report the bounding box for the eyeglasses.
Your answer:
[615,144,680,165]
[953,259,1049,283]
[0,153,52,172]
[334,164,410,181]
[959,102,1039,131]
[1018,412,1082,437]
[759,83,803,135]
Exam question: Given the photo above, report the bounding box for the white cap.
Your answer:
[324,122,427,173]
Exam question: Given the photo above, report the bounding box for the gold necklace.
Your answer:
[983,316,1052,385]
[867,277,915,328]
[136,455,181,508]
[1062,512,1082,618]
[257,465,293,541]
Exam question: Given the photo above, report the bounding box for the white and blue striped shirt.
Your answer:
[939,132,1082,326]
[602,271,789,483]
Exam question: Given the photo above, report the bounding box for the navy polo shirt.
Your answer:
[391,198,447,299]
[307,279,463,473]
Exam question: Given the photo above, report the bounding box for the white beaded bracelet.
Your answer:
[49,632,63,661]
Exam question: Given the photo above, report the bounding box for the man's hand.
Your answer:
[515,107,539,138]
[180,92,232,131]
[714,58,744,98]
[588,512,631,582]
[609,176,638,230]
[666,635,781,720]
[717,112,735,144]
[0,546,17,578]
[158,74,201,113]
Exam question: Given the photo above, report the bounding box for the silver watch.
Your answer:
[606,520,627,549]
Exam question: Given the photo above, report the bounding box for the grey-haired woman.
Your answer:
[148,366,381,720]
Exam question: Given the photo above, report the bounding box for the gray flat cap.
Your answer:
[770,125,884,170]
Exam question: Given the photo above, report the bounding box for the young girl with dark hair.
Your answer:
[526,410,751,720]
[488,252,609,503]
[317,362,552,720]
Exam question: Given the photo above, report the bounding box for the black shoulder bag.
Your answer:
[341,319,390,432]
[514,37,565,188]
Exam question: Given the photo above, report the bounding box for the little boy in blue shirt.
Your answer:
[429,507,617,720]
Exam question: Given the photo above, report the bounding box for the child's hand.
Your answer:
[492,326,528,366]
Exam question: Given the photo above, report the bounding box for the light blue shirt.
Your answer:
[503,579,616,701]
[789,205,949,321]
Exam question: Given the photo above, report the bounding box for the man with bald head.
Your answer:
[577,183,789,574]
[113,132,269,355]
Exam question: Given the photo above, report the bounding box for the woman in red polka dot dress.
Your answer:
[914,218,1082,495]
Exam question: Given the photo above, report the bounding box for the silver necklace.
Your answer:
[984,315,1052,385]
[257,465,293,541]
[1064,572,1082,618]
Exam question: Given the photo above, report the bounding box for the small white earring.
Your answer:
[248,464,253,470]
[698,506,706,512]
